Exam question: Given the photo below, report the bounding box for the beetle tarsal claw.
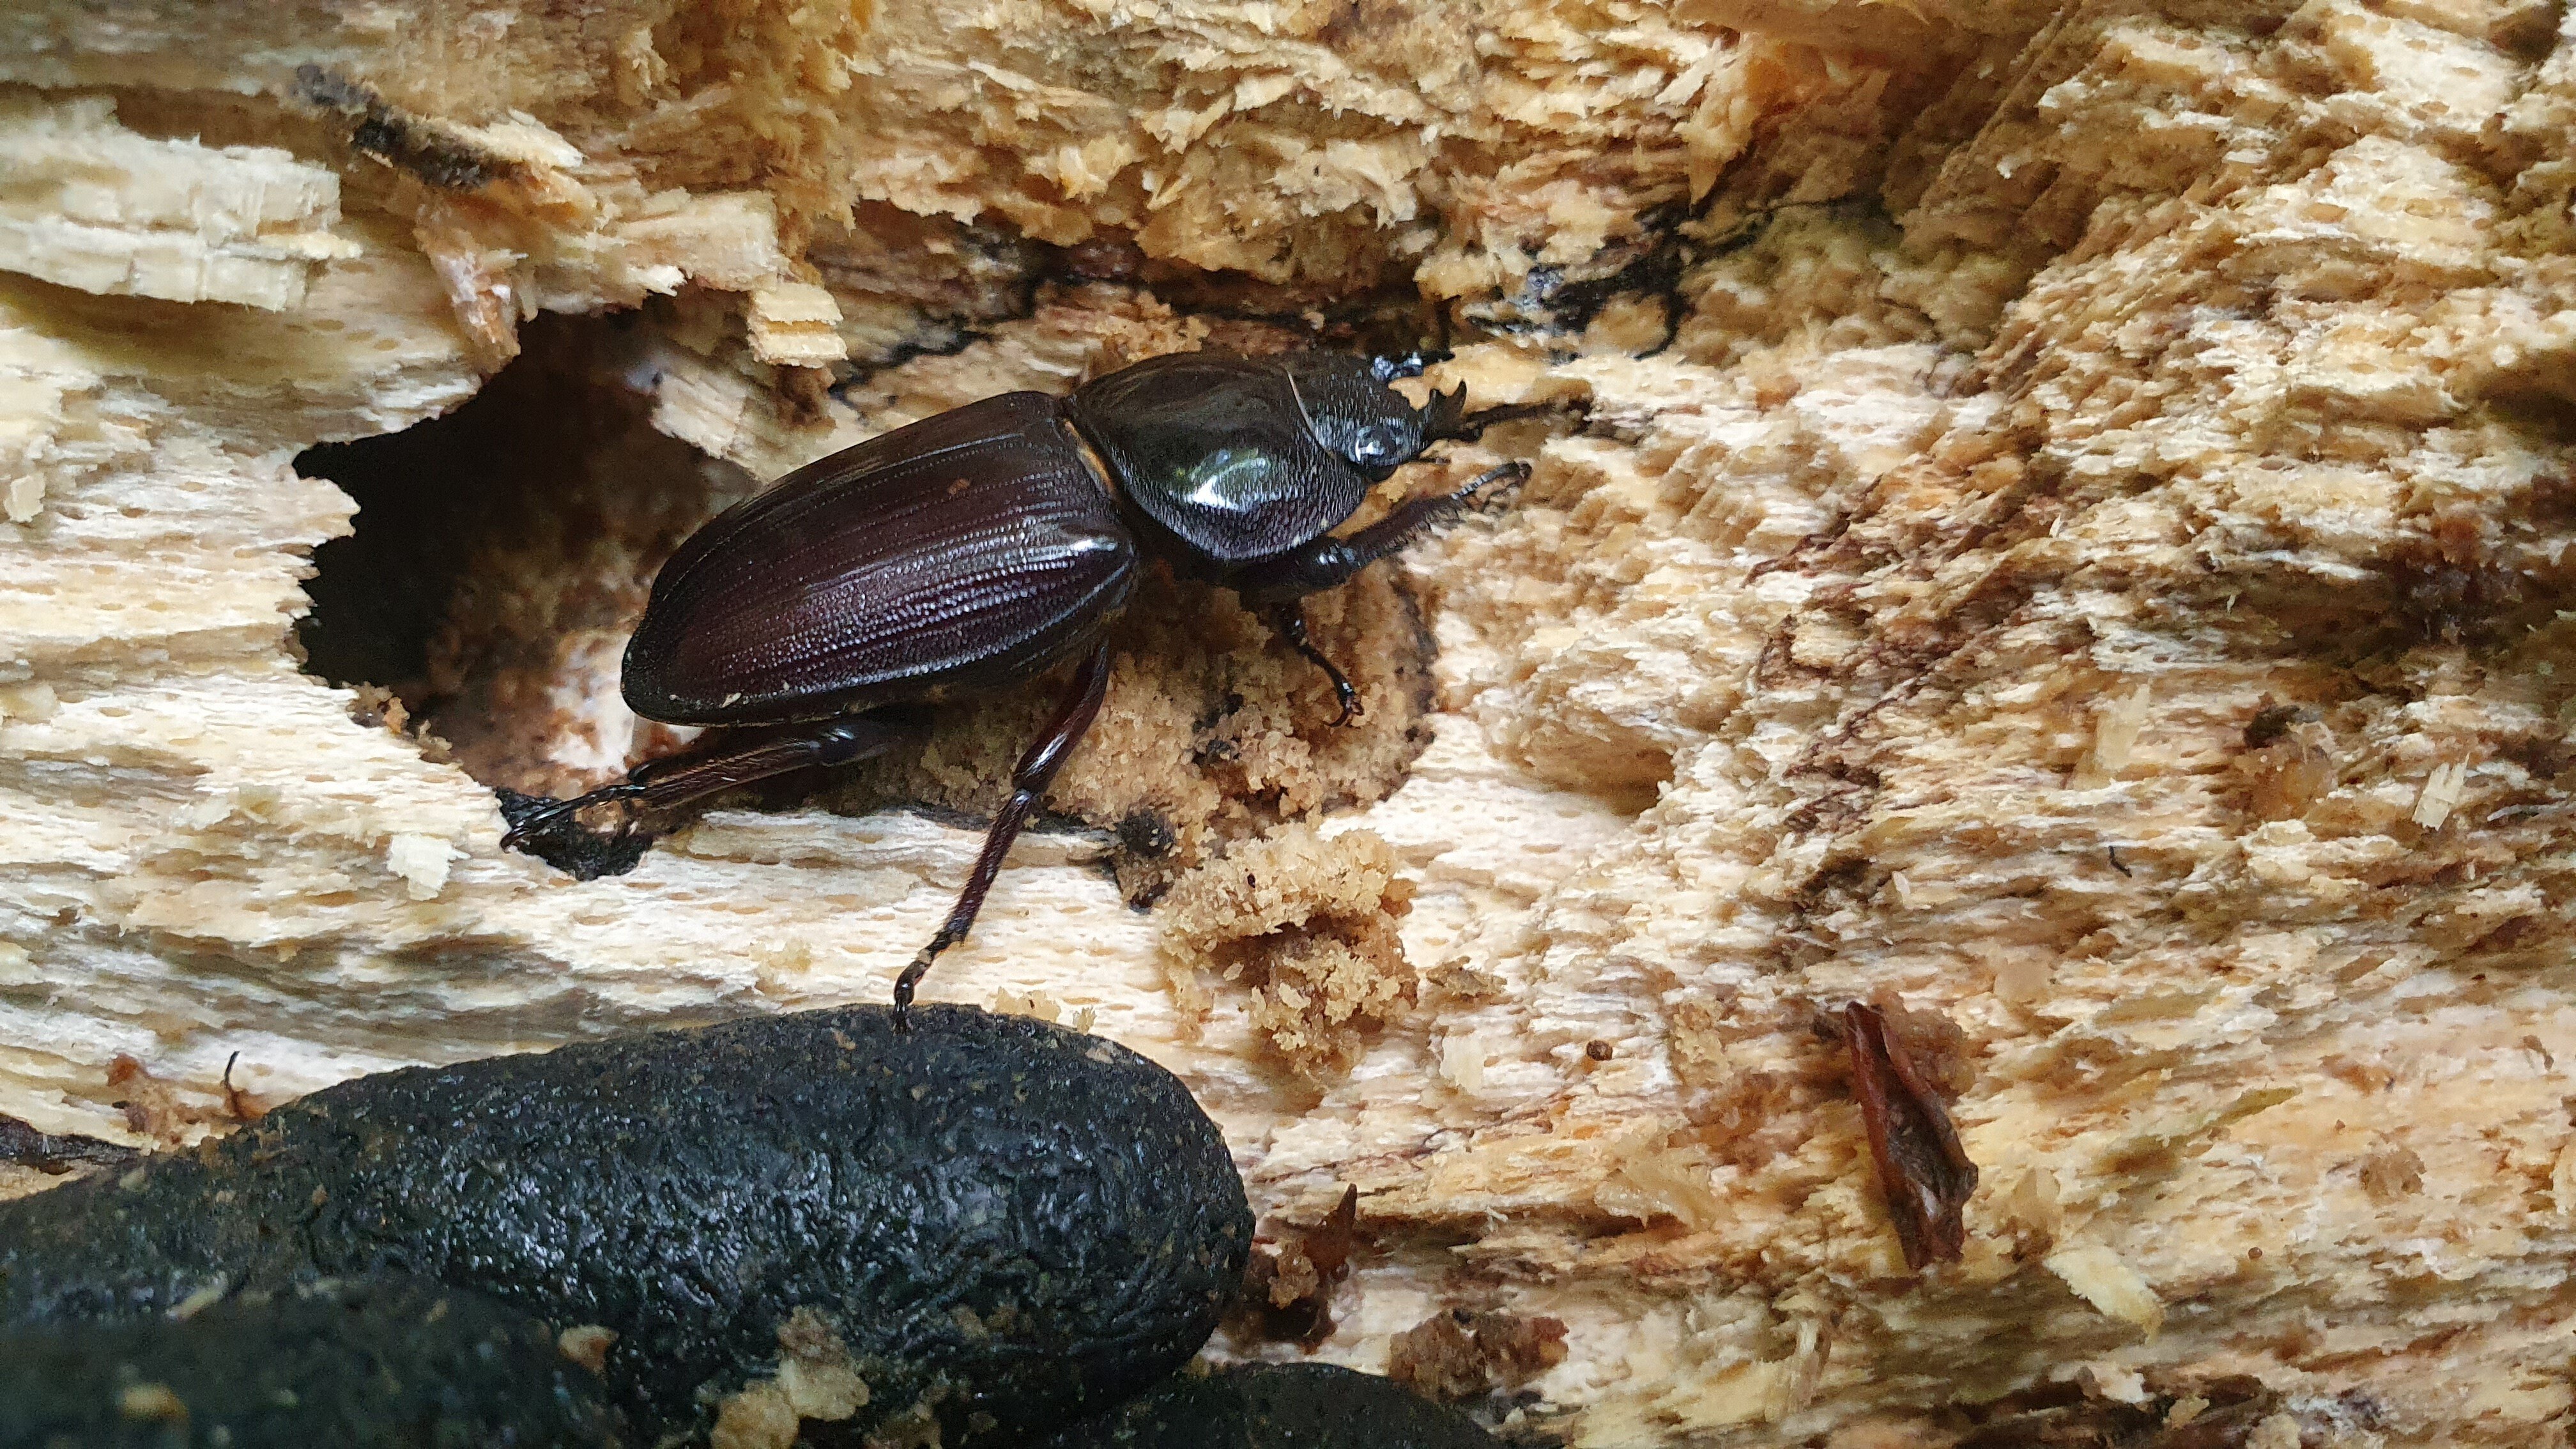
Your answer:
[521,799,599,839]
[497,800,586,850]
[1468,459,1533,495]
[1307,642,1362,726]
[498,781,648,850]
[1327,675,1363,727]
[891,939,953,1030]
[1261,603,1362,727]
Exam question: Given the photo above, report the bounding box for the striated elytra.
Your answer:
[498,349,1535,1018]
[0,1006,1252,1446]
[0,1275,617,1448]
[1037,1363,1506,1449]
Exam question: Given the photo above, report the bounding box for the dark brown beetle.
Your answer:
[502,349,1531,1018]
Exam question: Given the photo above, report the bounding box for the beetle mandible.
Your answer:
[501,348,1532,1021]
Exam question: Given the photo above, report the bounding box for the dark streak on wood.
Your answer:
[1954,1373,2287,1448]
[291,65,509,190]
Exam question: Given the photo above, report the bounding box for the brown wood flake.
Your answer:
[1842,1001,1978,1270]
[1231,1184,1360,1346]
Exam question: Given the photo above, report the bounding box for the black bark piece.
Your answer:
[1036,1364,1503,1449]
[0,1113,141,1174]
[0,1274,617,1448]
[0,1006,1251,1446]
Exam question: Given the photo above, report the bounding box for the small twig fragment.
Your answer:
[221,1050,268,1124]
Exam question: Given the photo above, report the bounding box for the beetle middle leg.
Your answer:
[892,641,1114,1027]
[1264,602,1362,726]
[499,714,923,851]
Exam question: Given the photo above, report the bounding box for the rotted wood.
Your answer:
[4,1,2576,1445]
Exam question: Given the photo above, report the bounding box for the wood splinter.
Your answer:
[1840,1000,1979,1271]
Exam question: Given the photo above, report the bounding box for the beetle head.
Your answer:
[1282,353,1466,479]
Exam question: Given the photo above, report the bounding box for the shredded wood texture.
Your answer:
[4,1,2576,1445]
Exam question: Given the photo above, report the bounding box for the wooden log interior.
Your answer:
[4,0,2576,1443]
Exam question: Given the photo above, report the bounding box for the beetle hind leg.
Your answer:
[497,780,650,851]
[498,714,922,854]
[892,642,1114,1028]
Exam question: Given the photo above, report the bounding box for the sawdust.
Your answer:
[709,1305,871,1449]
[1160,824,1415,1074]
[1386,1308,1569,1404]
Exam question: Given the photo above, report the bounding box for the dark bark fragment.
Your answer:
[0,1115,139,1175]
[1952,1373,2285,1448]
[1387,1308,1570,1402]
[0,1006,1250,1446]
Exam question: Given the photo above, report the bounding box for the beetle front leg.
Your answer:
[1335,459,1531,564]
[892,641,1114,1027]
[499,714,921,851]
[1234,460,1532,604]
[1438,399,1576,441]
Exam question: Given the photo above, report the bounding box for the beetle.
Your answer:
[500,348,1533,1019]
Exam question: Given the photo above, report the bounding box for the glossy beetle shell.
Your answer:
[623,390,1137,726]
